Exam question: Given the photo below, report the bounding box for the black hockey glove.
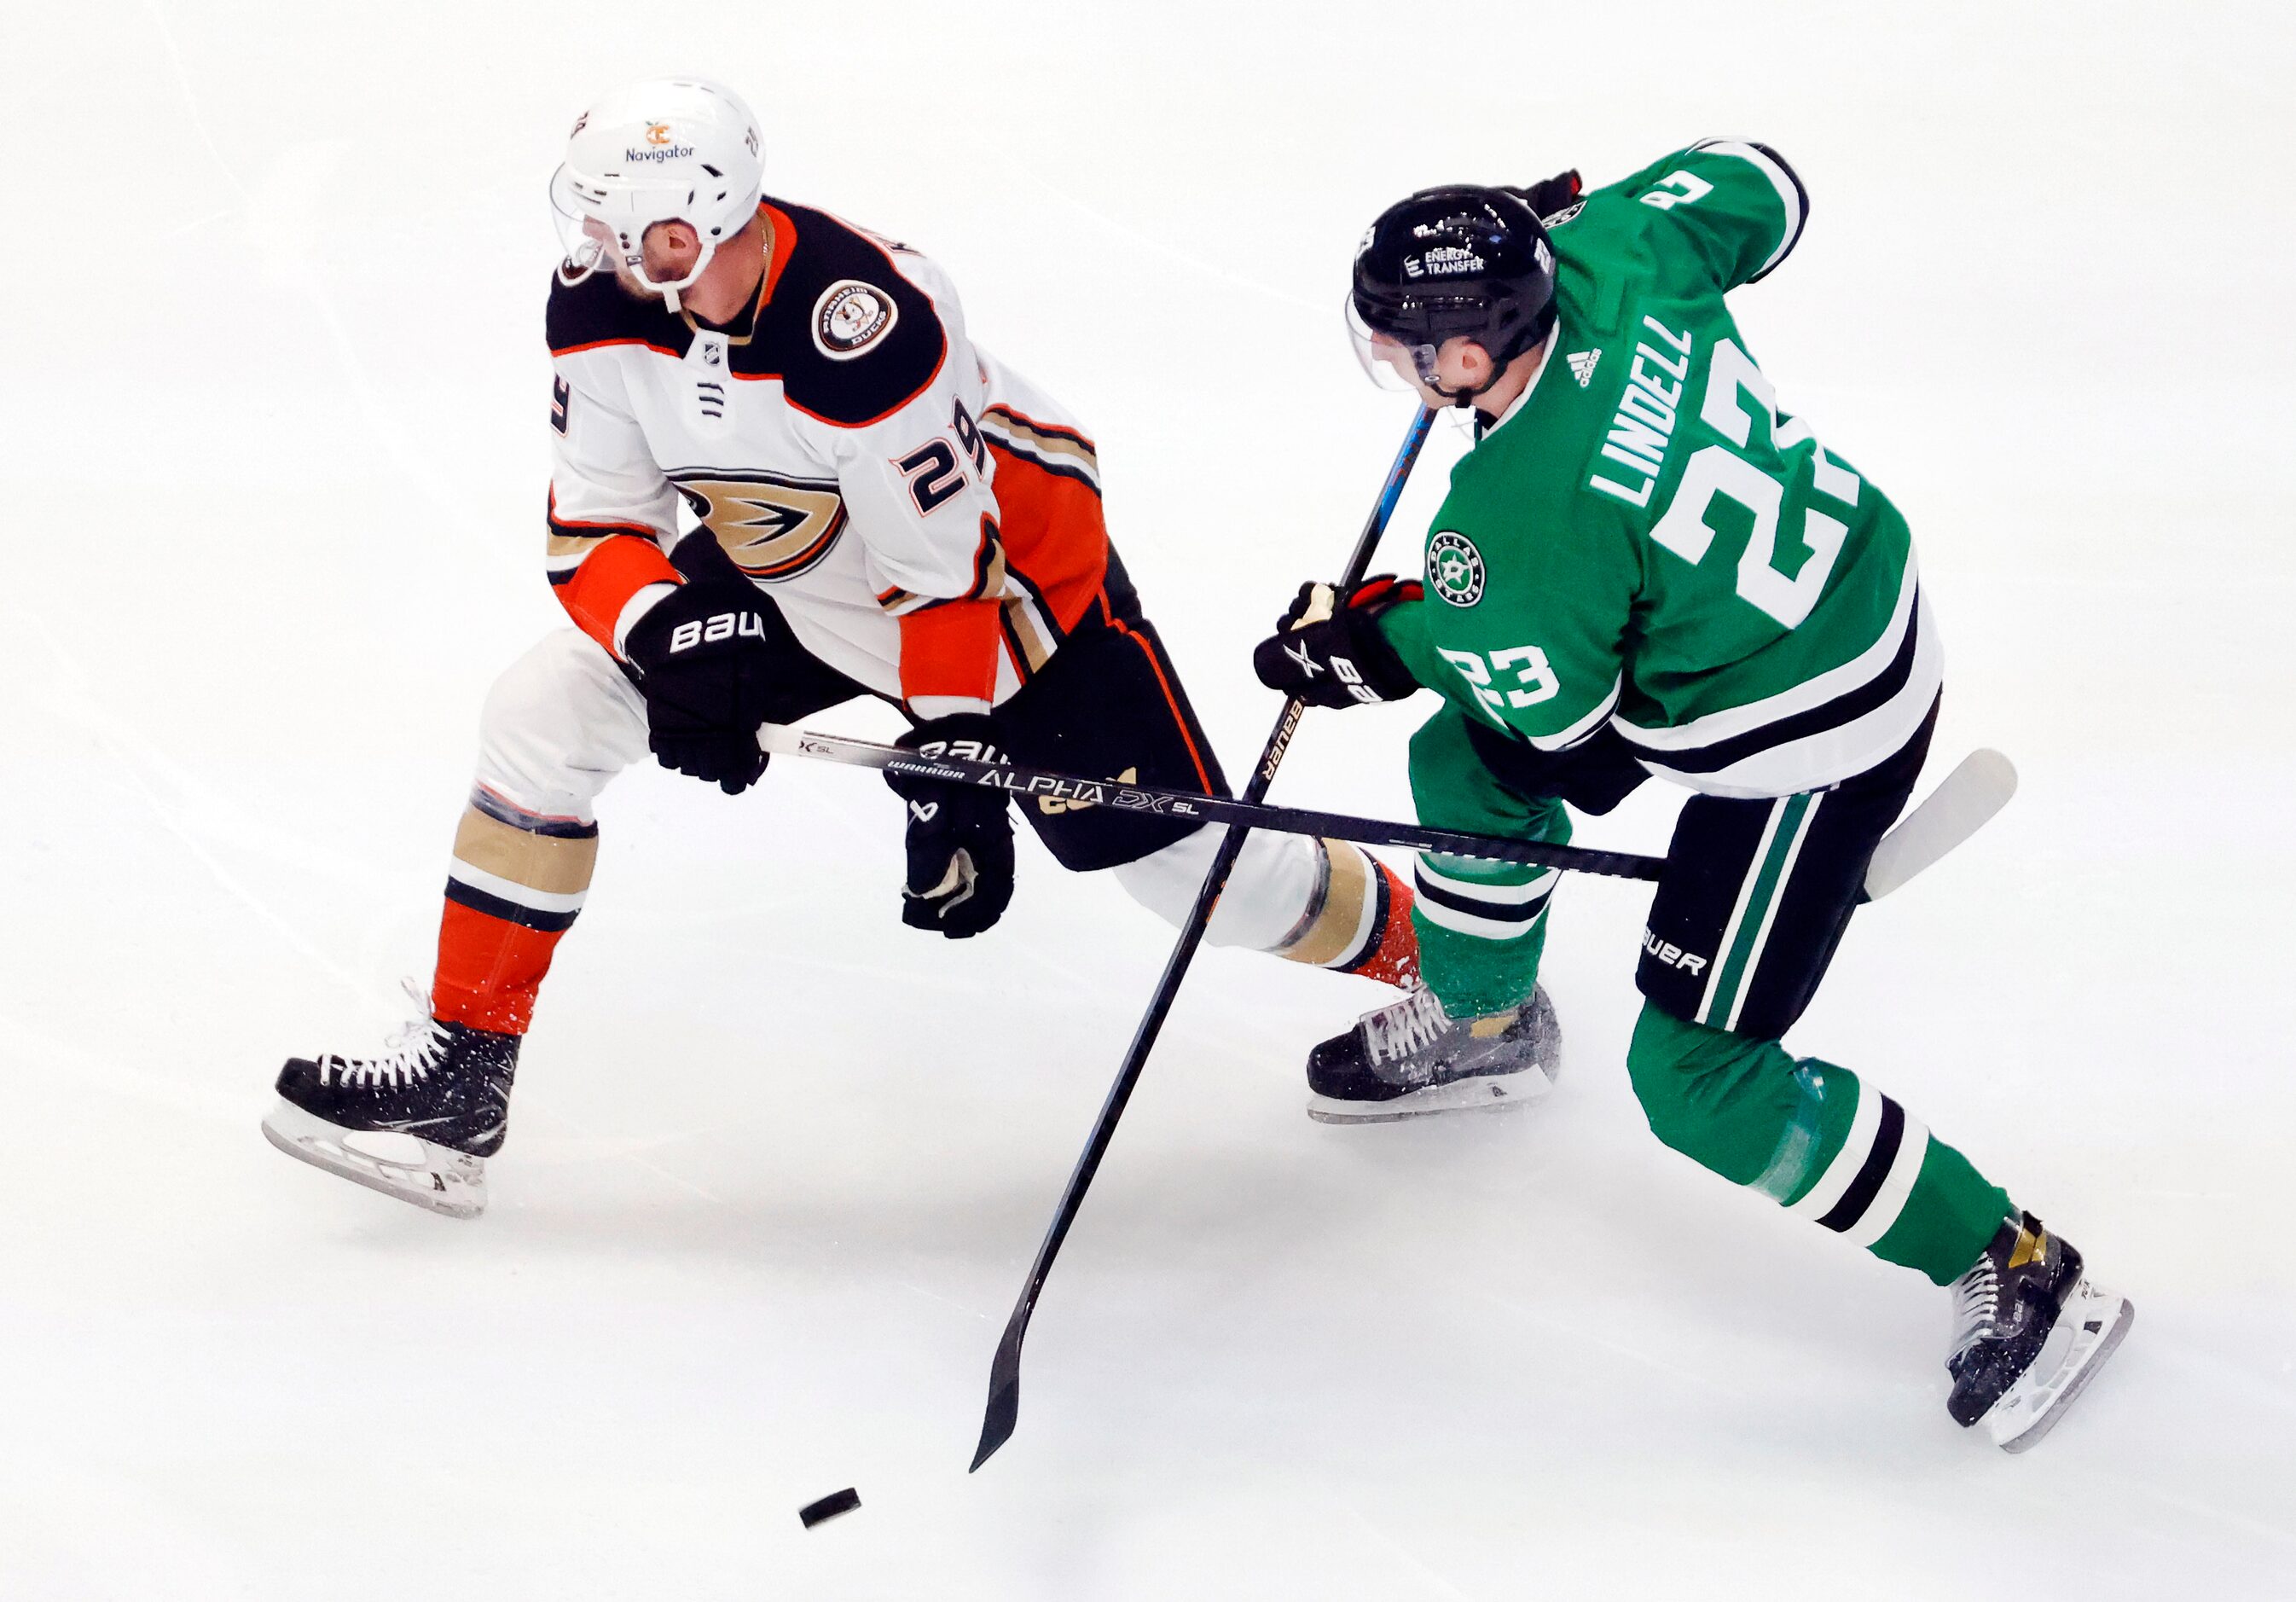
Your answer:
[623,579,778,795]
[1251,576,1423,710]
[1505,169,1584,223]
[884,713,1016,938]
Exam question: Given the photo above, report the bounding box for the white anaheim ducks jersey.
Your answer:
[543,197,1111,716]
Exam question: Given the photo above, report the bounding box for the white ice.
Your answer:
[4,3,2293,1597]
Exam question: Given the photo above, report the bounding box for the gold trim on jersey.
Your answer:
[546,530,620,560]
[981,407,1101,488]
[971,538,1009,602]
[670,470,849,581]
[1001,594,1054,673]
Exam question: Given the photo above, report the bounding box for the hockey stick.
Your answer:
[960,404,1439,1471]
[758,724,1667,883]
[1859,747,2016,901]
[758,731,2015,904]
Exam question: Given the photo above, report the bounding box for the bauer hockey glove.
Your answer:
[622,580,779,795]
[1251,576,1423,710]
[884,714,1017,938]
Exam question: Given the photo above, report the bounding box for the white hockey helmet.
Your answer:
[548,77,763,311]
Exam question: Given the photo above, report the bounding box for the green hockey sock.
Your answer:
[1404,704,1568,1018]
[1626,1005,2011,1285]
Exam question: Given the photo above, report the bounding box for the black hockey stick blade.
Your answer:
[971,1303,1029,1470]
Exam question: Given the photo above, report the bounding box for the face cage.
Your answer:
[549,164,720,302]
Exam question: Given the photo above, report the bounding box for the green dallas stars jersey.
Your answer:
[1380,140,1940,799]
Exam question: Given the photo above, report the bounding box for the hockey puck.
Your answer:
[798,1488,861,1528]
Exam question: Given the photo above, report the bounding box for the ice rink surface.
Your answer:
[5,3,2293,1596]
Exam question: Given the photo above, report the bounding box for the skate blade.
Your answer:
[261,1099,488,1220]
[1307,1065,1554,1125]
[1986,1277,2135,1453]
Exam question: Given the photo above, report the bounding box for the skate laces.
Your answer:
[1363,989,1452,1066]
[1949,1257,2004,1360]
[319,979,449,1089]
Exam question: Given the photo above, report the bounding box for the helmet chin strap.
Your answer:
[620,234,720,317]
[1429,373,1497,409]
[1426,325,1539,409]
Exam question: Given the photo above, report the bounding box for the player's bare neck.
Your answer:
[681,212,771,329]
[1473,345,1547,422]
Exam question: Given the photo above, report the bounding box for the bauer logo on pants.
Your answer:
[1428,531,1486,607]
[814,280,898,360]
[1641,926,1709,976]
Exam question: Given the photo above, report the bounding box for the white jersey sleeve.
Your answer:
[544,345,686,657]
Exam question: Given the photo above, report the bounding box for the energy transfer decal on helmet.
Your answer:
[1428,531,1486,607]
[813,281,898,360]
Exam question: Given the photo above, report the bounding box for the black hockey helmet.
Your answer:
[1348,185,1557,403]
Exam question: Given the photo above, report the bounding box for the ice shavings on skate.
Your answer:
[262,979,514,1220]
[1306,985,1561,1124]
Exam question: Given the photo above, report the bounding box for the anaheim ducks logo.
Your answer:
[813,279,897,360]
[670,470,848,582]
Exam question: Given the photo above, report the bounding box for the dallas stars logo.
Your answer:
[1428,531,1485,607]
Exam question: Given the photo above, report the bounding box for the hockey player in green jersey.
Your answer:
[1251,145,2131,1449]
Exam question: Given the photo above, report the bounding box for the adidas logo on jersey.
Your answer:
[1567,349,1602,388]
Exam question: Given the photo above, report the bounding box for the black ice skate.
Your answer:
[1305,985,1560,1124]
[1946,1211,2133,1452]
[261,1006,520,1220]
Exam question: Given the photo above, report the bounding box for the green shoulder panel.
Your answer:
[1580,140,1809,296]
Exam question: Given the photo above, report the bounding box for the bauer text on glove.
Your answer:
[1250,576,1423,709]
[622,579,779,795]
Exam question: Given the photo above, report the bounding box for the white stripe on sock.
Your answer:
[1783,1077,1877,1220]
[1842,1116,1931,1249]
[448,858,588,916]
[1415,893,1550,942]
[1417,860,1559,905]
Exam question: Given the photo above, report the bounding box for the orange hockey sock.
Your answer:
[430,791,599,1035]
[1337,858,1420,988]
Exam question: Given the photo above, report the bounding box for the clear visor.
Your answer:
[1345,295,1440,392]
[548,165,710,295]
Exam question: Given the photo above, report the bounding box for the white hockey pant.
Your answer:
[472,630,1388,962]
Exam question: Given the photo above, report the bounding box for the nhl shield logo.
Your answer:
[1428,531,1485,607]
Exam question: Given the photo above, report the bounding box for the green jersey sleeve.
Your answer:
[1386,476,1642,752]
[1610,139,1808,293]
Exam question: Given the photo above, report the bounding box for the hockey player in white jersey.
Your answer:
[262,78,1432,1218]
